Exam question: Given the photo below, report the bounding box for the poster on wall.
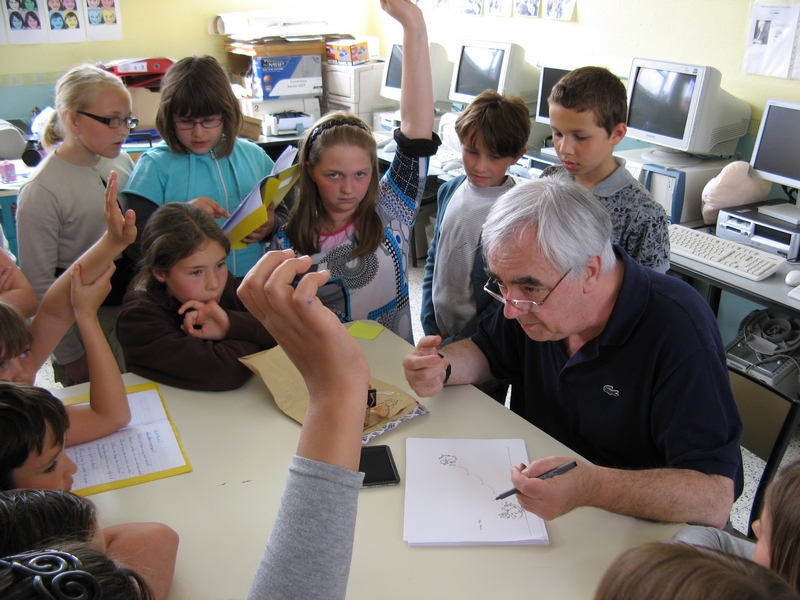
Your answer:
[544,0,574,21]
[3,1,49,44]
[85,0,122,41]
[742,3,800,78]
[45,0,88,43]
[460,0,483,15]
[514,0,538,17]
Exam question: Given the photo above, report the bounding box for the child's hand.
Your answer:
[178,299,231,340]
[380,0,423,25]
[189,196,230,219]
[70,262,114,319]
[104,170,137,249]
[242,202,276,244]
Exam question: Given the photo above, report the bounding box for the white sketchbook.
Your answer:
[403,438,549,546]
[64,384,192,495]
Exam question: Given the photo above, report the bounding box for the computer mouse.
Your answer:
[383,140,397,153]
[785,270,800,286]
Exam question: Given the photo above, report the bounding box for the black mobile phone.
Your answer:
[359,445,400,488]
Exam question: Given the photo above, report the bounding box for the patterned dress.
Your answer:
[271,144,428,343]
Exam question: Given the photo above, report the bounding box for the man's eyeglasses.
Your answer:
[483,270,571,313]
[173,116,223,130]
[77,110,138,129]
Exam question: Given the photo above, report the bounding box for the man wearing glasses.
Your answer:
[404,175,742,529]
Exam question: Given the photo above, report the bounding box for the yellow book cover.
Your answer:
[62,383,192,496]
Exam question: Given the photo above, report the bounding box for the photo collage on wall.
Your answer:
[415,0,575,20]
[1,0,122,44]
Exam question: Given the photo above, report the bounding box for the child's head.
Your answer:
[0,489,99,557]
[86,0,99,6]
[24,10,39,28]
[49,11,63,28]
[61,0,74,8]
[288,112,382,257]
[64,10,78,27]
[133,203,231,304]
[22,0,35,8]
[9,11,22,28]
[0,302,35,386]
[0,542,154,600]
[87,8,100,24]
[47,0,61,10]
[101,7,114,23]
[754,460,800,590]
[0,382,75,492]
[7,0,20,10]
[42,64,131,153]
[594,541,800,600]
[156,55,241,158]
[454,90,530,188]
[547,66,627,183]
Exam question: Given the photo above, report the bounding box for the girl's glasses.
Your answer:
[483,270,571,313]
[173,117,223,130]
[77,110,138,129]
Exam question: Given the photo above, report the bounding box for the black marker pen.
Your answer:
[494,460,578,500]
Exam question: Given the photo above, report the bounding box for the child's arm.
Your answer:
[65,263,131,445]
[384,0,434,140]
[28,171,137,372]
[0,249,37,318]
[102,523,179,600]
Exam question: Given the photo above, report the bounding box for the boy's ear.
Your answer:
[514,147,527,162]
[152,268,167,283]
[610,122,627,145]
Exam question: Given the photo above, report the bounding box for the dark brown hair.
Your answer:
[0,489,97,556]
[548,66,627,135]
[132,203,231,298]
[155,55,242,158]
[286,112,382,258]
[0,541,153,600]
[0,302,32,363]
[0,383,70,490]
[766,460,800,591]
[455,90,530,157]
[594,542,800,600]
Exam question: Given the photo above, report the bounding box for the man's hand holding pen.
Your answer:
[509,457,590,520]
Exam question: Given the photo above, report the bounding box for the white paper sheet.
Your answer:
[65,389,187,491]
[743,3,800,78]
[404,438,549,545]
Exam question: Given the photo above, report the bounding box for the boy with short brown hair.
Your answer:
[545,66,670,272]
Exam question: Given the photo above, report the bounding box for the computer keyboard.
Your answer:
[669,224,786,281]
[373,131,393,147]
[429,147,463,169]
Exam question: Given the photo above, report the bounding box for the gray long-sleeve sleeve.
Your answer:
[672,525,756,559]
[246,456,364,600]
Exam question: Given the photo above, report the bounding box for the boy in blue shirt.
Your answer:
[421,91,530,347]
[543,66,670,271]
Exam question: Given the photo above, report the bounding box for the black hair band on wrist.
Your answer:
[438,353,452,385]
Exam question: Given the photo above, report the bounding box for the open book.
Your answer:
[63,383,192,496]
[403,438,549,546]
[222,145,300,250]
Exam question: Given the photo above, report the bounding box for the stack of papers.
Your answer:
[403,438,549,546]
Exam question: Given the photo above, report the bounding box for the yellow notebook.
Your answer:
[62,383,192,496]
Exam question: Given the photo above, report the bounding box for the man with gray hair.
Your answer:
[404,176,742,528]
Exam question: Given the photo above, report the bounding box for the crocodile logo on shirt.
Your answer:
[603,385,620,397]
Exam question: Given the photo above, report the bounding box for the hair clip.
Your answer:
[0,550,102,600]
[307,117,371,150]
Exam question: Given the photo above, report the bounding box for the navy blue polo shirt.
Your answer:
[472,246,743,496]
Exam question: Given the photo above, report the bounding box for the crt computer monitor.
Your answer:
[380,42,453,105]
[535,66,571,125]
[750,99,800,191]
[625,58,750,165]
[447,40,537,107]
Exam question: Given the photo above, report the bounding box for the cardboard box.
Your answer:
[326,39,370,66]
[251,55,322,100]
[239,115,262,141]
[129,87,161,132]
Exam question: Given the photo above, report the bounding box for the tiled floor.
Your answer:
[35,263,800,534]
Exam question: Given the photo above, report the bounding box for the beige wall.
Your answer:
[2,0,800,123]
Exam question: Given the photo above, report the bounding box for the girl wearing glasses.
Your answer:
[123,55,286,277]
[269,0,438,343]
[16,64,135,386]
